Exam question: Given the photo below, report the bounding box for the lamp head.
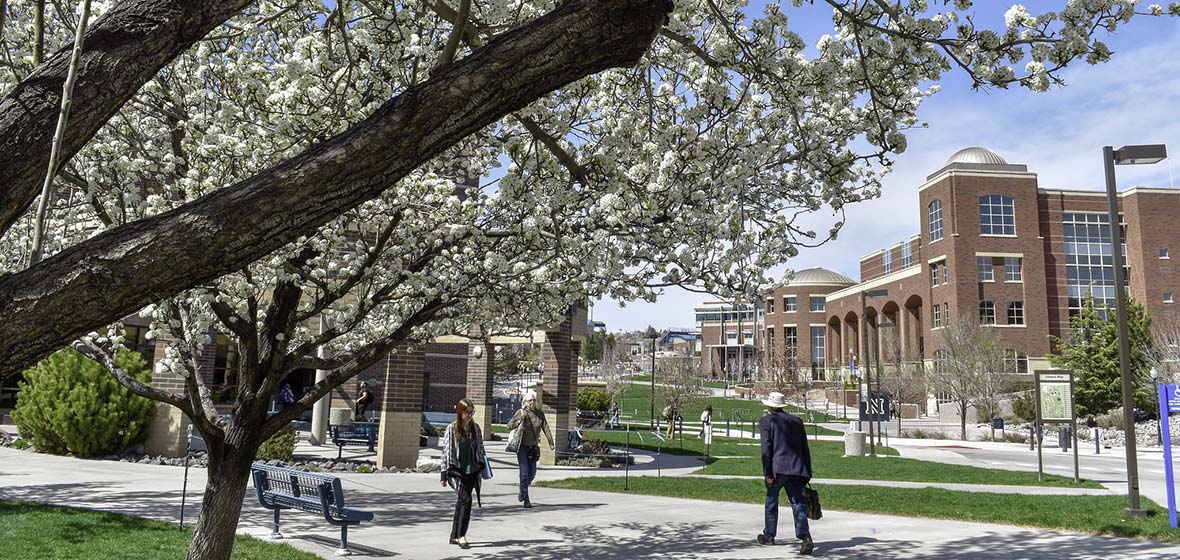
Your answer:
[1113,144,1167,165]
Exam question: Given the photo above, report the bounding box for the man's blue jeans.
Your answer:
[516,445,538,502]
[764,474,810,540]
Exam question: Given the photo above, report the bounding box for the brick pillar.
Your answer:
[465,328,495,437]
[376,349,424,469]
[898,307,910,362]
[540,316,576,466]
[144,337,190,458]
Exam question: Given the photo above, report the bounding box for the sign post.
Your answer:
[1160,384,1180,529]
[1034,370,1079,484]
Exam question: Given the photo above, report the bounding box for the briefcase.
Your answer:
[803,484,822,520]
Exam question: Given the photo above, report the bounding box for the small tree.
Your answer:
[878,334,928,432]
[930,317,1007,441]
[1049,295,1154,417]
[14,347,154,457]
[659,356,707,435]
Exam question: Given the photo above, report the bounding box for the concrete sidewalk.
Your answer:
[3,446,1178,559]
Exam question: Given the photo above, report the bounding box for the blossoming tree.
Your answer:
[0,1,1177,558]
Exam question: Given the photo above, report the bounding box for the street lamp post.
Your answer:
[646,326,659,430]
[1152,367,1163,447]
[861,287,889,457]
[1103,143,1167,518]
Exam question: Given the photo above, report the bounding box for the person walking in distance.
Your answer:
[506,390,555,507]
[756,391,814,555]
[355,381,374,421]
[440,398,487,549]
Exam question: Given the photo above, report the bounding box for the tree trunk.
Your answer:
[187,438,257,560]
[0,0,670,377]
[960,401,968,441]
[0,0,253,236]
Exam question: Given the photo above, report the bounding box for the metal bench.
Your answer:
[250,462,374,556]
[330,421,378,458]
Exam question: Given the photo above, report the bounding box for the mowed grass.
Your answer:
[537,477,1178,541]
[697,440,1098,488]
[615,382,841,424]
[0,500,321,560]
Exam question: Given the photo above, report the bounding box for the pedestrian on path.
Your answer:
[610,403,621,429]
[757,391,814,555]
[277,384,294,412]
[440,398,487,549]
[506,390,554,508]
[700,405,713,438]
[355,381,374,421]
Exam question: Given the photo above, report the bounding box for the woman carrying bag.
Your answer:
[440,398,488,548]
[506,390,554,508]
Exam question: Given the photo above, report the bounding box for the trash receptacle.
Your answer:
[1058,426,1071,451]
[844,430,866,457]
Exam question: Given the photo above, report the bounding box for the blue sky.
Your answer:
[594,1,1180,333]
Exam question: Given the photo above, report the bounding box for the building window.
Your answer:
[767,297,775,313]
[929,200,943,242]
[979,300,996,325]
[123,325,156,362]
[726,331,738,345]
[931,263,939,287]
[902,243,913,268]
[1004,257,1023,282]
[784,296,797,312]
[810,296,825,312]
[933,303,943,328]
[883,248,893,275]
[766,328,775,352]
[1162,247,1170,259]
[977,256,994,282]
[212,335,241,404]
[942,263,950,285]
[1004,349,1029,373]
[1007,301,1024,325]
[810,327,826,368]
[1063,213,1127,319]
[785,327,799,359]
[1167,292,1174,303]
[979,194,1016,236]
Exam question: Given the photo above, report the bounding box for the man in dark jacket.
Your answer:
[757,391,814,555]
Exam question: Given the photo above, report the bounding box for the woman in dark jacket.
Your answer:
[440,398,487,548]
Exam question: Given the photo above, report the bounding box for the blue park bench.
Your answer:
[330,421,378,458]
[251,462,374,556]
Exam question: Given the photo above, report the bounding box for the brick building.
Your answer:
[700,147,1180,390]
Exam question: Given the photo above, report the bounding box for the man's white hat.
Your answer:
[761,391,787,409]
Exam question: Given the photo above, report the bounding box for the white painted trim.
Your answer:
[989,324,1028,328]
[426,353,467,359]
[975,251,1024,258]
[980,234,1018,238]
[809,323,828,328]
[826,266,923,301]
[927,255,947,264]
[859,248,884,261]
[1039,186,1176,196]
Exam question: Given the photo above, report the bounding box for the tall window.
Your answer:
[902,243,913,268]
[810,296,825,312]
[1004,349,1029,373]
[931,263,940,287]
[933,303,943,328]
[810,327,826,368]
[784,296,797,312]
[979,194,1016,235]
[1007,301,1024,325]
[929,200,943,242]
[1004,257,1023,282]
[123,325,155,362]
[767,297,775,313]
[977,256,994,282]
[785,327,799,359]
[212,335,241,404]
[767,328,775,352]
[942,263,949,285]
[1063,212,1126,318]
[883,248,893,274]
[979,300,996,325]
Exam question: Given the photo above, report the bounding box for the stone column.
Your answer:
[465,326,495,438]
[376,349,424,469]
[540,316,576,466]
[144,337,190,457]
[310,316,333,445]
[898,307,910,363]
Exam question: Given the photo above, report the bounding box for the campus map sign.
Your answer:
[1159,384,1179,529]
[1037,372,1073,422]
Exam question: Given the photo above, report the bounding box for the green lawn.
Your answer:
[537,477,1177,541]
[627,374,726,389]
[491,425,840,455]
[0,500,320,560]
[697,440,1097,488]
[615,382,840,424]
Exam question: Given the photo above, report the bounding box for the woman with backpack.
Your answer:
[440,398,487,548]
[506,390,555,507]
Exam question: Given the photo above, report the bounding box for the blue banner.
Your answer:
[1161,384,1178,529]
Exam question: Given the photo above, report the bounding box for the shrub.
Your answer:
[257,424,299,461]
[10,438,31,450]
[576,388,611,413]
[13,348,154,457]
[355,464,375,473]
[1011,391,1036,422]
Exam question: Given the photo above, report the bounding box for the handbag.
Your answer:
[505,425,523,453]
[803,484,822,520]
[481,459,493,480]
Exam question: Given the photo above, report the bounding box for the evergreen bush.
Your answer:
[576,387,611,413]
[257,424,299,461]
[13,348,154,457]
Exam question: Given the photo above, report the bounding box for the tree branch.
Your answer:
[72,337,191,413]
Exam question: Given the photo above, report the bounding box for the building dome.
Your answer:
[783,267,856,286]
[946,147,1008,166]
